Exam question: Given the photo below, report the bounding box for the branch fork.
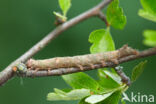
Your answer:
[0,0,112,86]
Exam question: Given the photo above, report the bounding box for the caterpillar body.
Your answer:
[26,45,138,71]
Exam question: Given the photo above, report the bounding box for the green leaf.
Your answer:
[143,30,156,47]
[138,0,156,22]
[139,9,156,22]
[59,0,71,16]
[62,72,102,92]
[98,91,122,104]
[79,97,89,104]
[54,88,67,95]
[103,70,122,84]
[47,88,90,101]
[107,0,126,29]
[85,92,114,104]
[131,60,147,82]
[140,0,156,13]
[98,69,121,90]
[89,28,115,54]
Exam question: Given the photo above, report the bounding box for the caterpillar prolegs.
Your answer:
[26,45,138,71]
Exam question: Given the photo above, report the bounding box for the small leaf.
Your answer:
[138,9,156,22]
[98,91,122,104]
[106,0,126,29]
[62,72,102,93]
[131,60,147,82]
[143,30,156,47]
[53,11,67,21]
[99,70,122,85]
[79,97,89,104]
[104,70,122,84]
[140,0,156,13]
[138,0,156,22]
[85,92,114,104]
[47,88,90,101]
[59,0,71,16]
[54,88,67,95]
[98,69,121,91]
[89,28,115,54]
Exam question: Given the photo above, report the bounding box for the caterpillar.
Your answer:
[26,45,138,71]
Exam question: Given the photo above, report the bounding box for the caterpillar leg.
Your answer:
[28,67,33,70]
[76,64,84,70]
[101,61,106,67]
[47,68,51,75]
[110,59,119,65]
[32,68,39,77]
[88,63,95,69]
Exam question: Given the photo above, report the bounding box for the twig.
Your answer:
[119,47,156,63]
[114,66,131,86]
[18,47,156,77]
[0,0,112,86]
[97,11,110,27]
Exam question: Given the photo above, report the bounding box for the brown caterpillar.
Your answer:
[26,45,138,70]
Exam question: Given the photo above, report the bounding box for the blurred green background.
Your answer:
[0,0,156,104]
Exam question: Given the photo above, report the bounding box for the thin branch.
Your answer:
[0,0,112,86]
[114,66,131,86]
[97,11,110,27]
[119,47,156,63]
[18,47,156,77]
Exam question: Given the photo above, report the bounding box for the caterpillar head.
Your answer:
[12,63,27,74]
